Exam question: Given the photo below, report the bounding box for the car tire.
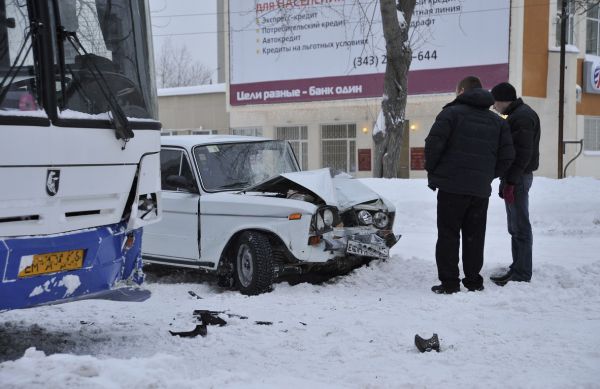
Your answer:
[233,231,274,295]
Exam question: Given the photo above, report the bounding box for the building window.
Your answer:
[587,3,600,55]
[230,127,263,137]
[275,125,308,170]
[321,123,356,173]
[584,117,600,152]
[556,0,576,46]
[192,129,218,135]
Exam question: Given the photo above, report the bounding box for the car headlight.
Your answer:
[316,213,325,230]
[357,210,373,225]
[322,209,334,227]
[373,211,389,229]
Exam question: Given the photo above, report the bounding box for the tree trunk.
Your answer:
[373,0,415,178]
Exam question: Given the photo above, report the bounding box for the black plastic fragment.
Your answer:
[169,324,207,338]
[197,310,227,327]
[414,333,440,352]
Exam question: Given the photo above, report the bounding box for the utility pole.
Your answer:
[558,0,567,179]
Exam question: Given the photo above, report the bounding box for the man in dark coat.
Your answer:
[425,76,515,294]
[490,82,541,286]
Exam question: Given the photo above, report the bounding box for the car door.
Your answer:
[142,147,201,263]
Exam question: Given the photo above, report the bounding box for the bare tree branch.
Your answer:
[156,38,213,88]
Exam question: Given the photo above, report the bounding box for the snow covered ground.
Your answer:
[1,177,599,388]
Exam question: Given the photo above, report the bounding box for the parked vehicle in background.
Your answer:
[0,0,161,311]
[142,135,399,295]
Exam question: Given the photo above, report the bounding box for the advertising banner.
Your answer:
[229,0,510,105]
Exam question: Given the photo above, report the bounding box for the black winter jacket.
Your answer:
[503,98,541,184]
[425,88,515,198]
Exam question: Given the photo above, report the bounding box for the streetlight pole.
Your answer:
[558,0,567,179]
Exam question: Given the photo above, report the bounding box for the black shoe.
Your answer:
[431,284,460,294]
[466,285,484,292]
[490,271,513,286]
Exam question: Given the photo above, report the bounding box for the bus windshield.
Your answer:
[56,0,157,120]
[0,0,43,115]
[0,0,157,121]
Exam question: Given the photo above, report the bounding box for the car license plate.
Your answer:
[346,239,389,259]
[18,249,85,278]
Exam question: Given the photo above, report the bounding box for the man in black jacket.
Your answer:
[490,82,541,286]
[425,76,514,294]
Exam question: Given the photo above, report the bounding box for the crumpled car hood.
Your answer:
[244,168,381,210]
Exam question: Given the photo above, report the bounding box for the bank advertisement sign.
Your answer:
[229,0,510,105]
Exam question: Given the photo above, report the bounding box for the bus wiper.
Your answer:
[0,30,32,107]
[60,28,133,142]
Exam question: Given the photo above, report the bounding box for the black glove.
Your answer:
[428,184,437,192]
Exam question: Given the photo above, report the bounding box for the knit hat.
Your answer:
[491,82,517,102]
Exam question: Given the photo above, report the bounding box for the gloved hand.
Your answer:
[502,184,515,204]
[428,183,437,191]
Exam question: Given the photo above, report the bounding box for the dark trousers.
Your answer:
[436,190,488,289]
[503,173,533,281]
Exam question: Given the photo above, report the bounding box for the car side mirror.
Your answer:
[166,175,195,192]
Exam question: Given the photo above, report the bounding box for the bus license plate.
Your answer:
[18,249,85,278]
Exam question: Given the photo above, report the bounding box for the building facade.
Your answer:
[157,84,229,135]
[159,0,600,179]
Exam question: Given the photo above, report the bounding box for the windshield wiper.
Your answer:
[59,28,133,143]
[217,181,249,189]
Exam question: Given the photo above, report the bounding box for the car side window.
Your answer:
[180,154,195,189]
[160,149,182,191]
[160,148,196,192]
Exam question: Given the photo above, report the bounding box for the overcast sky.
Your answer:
[149,0,219,83]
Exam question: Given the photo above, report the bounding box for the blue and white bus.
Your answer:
[0,0,161,311]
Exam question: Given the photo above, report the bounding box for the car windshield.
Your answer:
[194,140,299,192]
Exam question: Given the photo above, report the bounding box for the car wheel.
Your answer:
[234,231,274,295]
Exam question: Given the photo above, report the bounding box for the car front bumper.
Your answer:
[322,228,400,260]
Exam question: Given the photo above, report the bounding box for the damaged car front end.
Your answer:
[142,136,400,295]
[243,168,400,275]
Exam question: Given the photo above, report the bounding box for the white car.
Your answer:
[142,135,399,294]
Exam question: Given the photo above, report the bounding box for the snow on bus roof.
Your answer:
[157,83,226,97]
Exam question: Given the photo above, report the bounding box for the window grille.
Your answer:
[320,123,357,173]
[275,125,308,170]
[584,117,600,152]
[192,129,218,135]
[230,127,263,137]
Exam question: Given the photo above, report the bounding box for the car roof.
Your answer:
[160,135,271,149]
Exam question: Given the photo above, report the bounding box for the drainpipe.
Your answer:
[558,0,567,179]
